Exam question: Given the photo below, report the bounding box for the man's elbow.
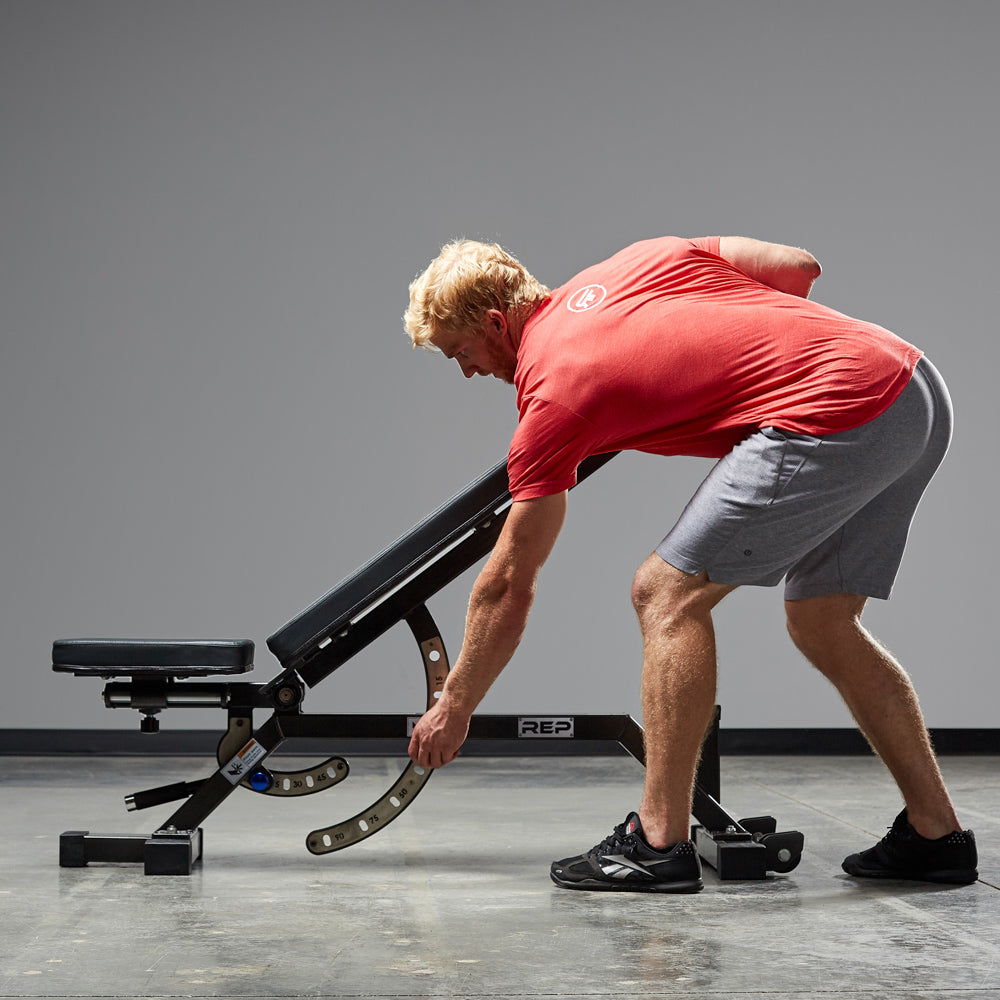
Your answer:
[474,569,536,616]
[799,250,822,282]
[787,248,821,297]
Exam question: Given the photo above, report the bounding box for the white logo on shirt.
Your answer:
[567,284,607,312]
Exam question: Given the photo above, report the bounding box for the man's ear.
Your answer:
[483,309,508,339]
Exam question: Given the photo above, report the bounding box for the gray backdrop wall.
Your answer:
[3,0,997,735]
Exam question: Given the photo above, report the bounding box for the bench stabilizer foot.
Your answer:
[691,817,804,880]
[59,828,203,875]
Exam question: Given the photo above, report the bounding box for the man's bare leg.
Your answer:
[631,555,735,848]
[785,592,961,839]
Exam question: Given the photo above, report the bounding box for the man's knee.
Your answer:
[631,555,731,630]
[785,593,867,663]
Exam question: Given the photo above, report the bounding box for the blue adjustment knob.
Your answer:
[249,770,271,791]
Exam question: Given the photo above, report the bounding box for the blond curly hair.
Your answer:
[404,239,549,349]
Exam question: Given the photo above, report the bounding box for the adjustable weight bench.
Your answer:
[53,452,802,878]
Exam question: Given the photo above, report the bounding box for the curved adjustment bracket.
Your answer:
[217,718,350,798]
[305,603,449,854]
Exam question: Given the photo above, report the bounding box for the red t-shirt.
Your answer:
[508,236,922,501]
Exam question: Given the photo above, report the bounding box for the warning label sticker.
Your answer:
[222,738,267,784]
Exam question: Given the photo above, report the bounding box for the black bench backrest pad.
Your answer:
[266,459,511,669]
[52,638,255,677]
[266,452,618,672]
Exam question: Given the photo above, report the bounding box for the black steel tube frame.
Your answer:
[116,704,735,859]
[156,711,661,834]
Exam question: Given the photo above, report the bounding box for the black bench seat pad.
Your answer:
[52,639,254,677]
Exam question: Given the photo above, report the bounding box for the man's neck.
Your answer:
[507,301,544,352]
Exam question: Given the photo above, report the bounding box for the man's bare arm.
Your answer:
[717,236,822,298]
[408,490,568,768]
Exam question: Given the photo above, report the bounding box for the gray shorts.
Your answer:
[656,356,953,601]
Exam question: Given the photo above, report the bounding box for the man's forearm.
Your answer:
[407,572,534,769]
[437,571,535,716]
[408,492,566,769]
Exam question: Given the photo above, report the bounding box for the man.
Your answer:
[403,235,977,893]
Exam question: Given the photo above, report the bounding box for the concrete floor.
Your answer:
[1,753,997,1000]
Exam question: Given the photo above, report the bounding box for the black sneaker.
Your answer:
[550,812,704,893]
[842,809,978,885]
